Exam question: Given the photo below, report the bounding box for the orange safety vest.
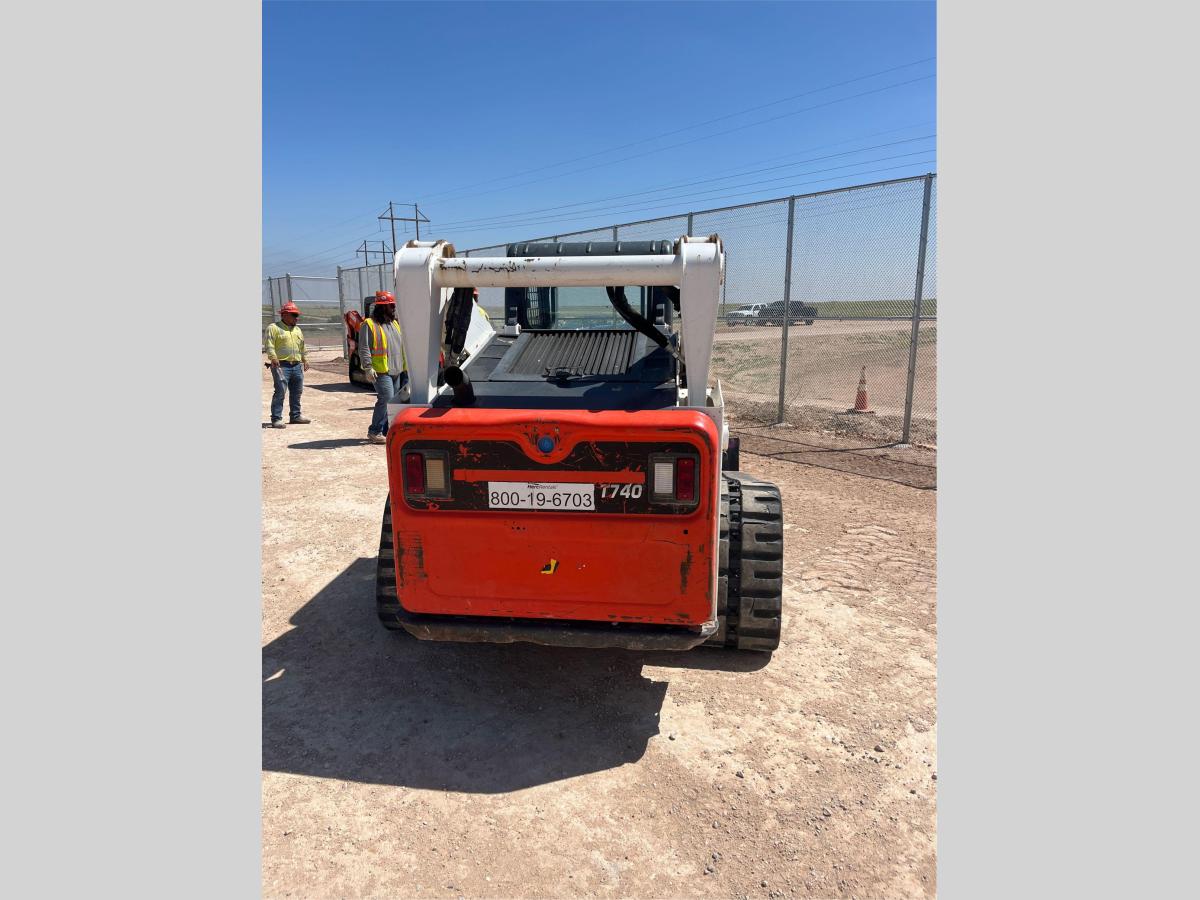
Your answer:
[364,319,404,374]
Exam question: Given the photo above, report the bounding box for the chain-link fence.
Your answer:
[261,274,342,350]
[288,174,936,445]
[334,264,393,356]
[461,174,936,445]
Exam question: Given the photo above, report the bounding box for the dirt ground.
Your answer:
[712,322,936,423]
[262,359,937,899]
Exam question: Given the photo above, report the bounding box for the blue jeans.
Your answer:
[370,371,409,436]
[270,362,304,421]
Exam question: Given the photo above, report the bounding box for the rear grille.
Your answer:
[504,330,637,377]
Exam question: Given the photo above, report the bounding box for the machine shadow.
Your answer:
[638,646,772,673]
[308,382,368,394]
[286,439,370,450]
[263,558,670,793]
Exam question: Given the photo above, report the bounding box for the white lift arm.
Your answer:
[393,235,724,408]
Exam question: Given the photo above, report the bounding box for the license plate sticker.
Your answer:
[487,481,596,511]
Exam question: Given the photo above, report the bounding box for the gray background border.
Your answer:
[5,0,1197,896]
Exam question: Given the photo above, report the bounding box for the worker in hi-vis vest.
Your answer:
[357,290,408,445]
[265,300,311,428]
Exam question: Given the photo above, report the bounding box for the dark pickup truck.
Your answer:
[752,300,816,326]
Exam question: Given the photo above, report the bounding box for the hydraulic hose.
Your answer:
[443,365,475,406]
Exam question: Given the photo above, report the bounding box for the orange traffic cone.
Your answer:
[846,366,875,414]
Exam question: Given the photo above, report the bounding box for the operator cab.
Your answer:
[436,241,682,412]
[504,240,676,331]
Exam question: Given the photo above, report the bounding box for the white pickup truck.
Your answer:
[725,302,767,325]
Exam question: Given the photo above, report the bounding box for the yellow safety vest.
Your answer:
[267,322,306,362]
[364,319,405,374]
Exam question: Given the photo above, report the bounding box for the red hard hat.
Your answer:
[375,290,396,305]
[280,301,301,315]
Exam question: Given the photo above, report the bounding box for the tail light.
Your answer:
[650,453,701,507]
[675,457,696,502]
[403,450,450,498]
[404,452,425,494]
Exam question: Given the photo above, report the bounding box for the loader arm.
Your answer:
[393,236,724,412]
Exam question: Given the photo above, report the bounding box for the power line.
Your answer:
[263,211,405,269]
[267,85,933,271]
[266,70,932,268]
[264,229,394,271]
[270,158,935,273]
[416,57,934,203]
[262,199,403,262]
[266,247,364,274]
[264,236,362,266]
[432,134,934,231]
[436,139,932,230]
[264,123,930,270]
[264,236,365,271]
[265,202,429,269]
[421,72,935,206]
[455,160,935,248]
[262,206,388,258]
[634,118,933,183]
[440,151,935,239]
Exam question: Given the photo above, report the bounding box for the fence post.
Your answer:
[284,273,293,305]
[776,195,797,424]
[901,174,934,445]
[337,266,347,358]
[612,226,618,240]
[687,212,694,236]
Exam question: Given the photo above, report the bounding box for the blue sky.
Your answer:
[263,1,935,276]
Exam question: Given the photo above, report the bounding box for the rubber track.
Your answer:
[376,496,407,630]
[703,481,732,648]
[705,472,783,652]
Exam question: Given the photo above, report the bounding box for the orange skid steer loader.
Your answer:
[376,236,783,654]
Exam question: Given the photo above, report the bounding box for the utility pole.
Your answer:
[378,202,430,245]
[383,202,397,257]
[356,240,391,266]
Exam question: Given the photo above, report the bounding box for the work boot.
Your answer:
[368,433,386,445]
[270,419,286,429]
[290,415,311,424]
